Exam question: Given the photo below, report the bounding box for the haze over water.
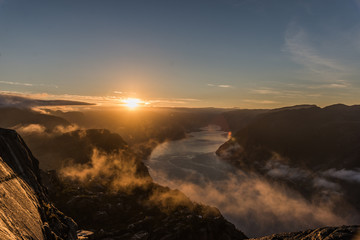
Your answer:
[147,125,352,237]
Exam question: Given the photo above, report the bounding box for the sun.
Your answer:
[122,98,141,110]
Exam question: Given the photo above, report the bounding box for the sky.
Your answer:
[0,0,360,108]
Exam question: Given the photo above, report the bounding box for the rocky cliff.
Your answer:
[0,128,77,240]
[252,225,359,240]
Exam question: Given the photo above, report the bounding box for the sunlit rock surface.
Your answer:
[0,156,43,239]
[0,128,77,240]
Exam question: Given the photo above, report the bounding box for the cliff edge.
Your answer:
[0,128,77,240]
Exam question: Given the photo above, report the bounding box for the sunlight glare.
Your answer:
[122,98,141,110]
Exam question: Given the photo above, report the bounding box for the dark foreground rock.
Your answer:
[42,167,247,240]
[0,128,77,239]
[252,225,360,240]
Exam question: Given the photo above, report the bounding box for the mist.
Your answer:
[146,127,359,237]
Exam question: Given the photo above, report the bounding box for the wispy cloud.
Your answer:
[0,81,33,87]
[252,88,280,95]
[147,98,201,106]
[244,99,277,104]
[284,24,347,81]
[113,91,137,96]
[207,83,234,88]
[0,91,203,109]
[0,92,94,108]
[0,80,59,88]
[251,88,306,99]
[308,81,350,89]
[323,169,360,183]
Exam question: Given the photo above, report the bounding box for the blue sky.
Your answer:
[0,0,360,108]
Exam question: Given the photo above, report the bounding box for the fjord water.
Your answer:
[146,125,350,237]
[147,125,236,185]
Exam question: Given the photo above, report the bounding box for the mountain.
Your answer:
[0,128,77,240]
[251,225,359,240]
[217,104,360,220]
[0,127,359,240]
[218,104,360,169]
[0,107,71,131]
[0,127,247,239]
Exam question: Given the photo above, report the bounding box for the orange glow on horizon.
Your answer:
[122,98,142,110]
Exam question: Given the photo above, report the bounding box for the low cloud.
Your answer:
[313,177,341,191]
[148,146,358,237]
[13,124,79,137]
[323,169,360,183]
[53,124,80,134]
[264,160,310,180]
[59,148,216,215]
[60,148,152,192]
[15,124,46,135]
[150,169,354,237]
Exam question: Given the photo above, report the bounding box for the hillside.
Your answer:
[217,104,360,220]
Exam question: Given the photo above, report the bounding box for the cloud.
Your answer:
[148,142,358,237]
[14,124,46,135]
[0,81,59,89]
[307,80,350,89]
[313,177,341,191]
[207,84,234,88]
[0,92,94,108]
[323,169,360,183]
[0,91,202,109]
[147,98,201,106]
[252,89,280,95]
[284,24,347,81]
[60,148,153,191]
[0,81,33,87]
[150,169,353,237]
[243,99,277,104]
[53,124,80,134]
[13,124,80,137]
[264,160,310,180]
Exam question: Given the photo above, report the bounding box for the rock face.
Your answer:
[0,128,77,240]
[252,225,360,240]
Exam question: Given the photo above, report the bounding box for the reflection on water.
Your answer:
[146,125,350,237]
[148,125,236,185]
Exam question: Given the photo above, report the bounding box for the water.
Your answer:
[148,125,236,185]
[146,125,350,237]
